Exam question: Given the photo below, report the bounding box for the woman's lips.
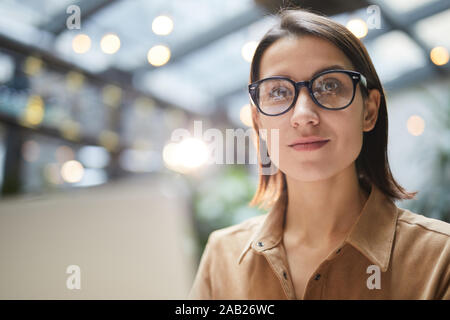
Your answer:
[289,140,329,151]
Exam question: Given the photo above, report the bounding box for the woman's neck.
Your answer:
[283,164,369,249]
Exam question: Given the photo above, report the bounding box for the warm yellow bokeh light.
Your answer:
[100,33,121,54]
[60,120,81,141]
[407,115,425,136]
[430,46,449,66]
[134,96,156,117]
[152,15,174,35]
[240,104,253,127]
[72,34,91,54]
[23,95,45,126]
[61,160,84,183]
[241,41,258,62]
[147,45,171,66]
[346,19,368,38]
[102,84,122,107]
[66,71,85,91]
[134,96,155,110]
[99,130,119,152]
[23,56,43,76]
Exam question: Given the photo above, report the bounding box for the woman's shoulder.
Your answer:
[395,207,450,255]
[396,207,450,238]
[206,213,266,250]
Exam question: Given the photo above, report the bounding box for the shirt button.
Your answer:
[314,274,321,280]
[257,241,264,247]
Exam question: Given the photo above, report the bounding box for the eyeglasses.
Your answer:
[248,69,368,116]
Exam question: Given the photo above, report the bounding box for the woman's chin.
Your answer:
[280,168,334,182]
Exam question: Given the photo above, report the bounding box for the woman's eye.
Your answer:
[269,87,291,99]
[318,79,341,93]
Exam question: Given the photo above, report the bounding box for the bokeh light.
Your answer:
[407,115,425,136]
[147,45,171,66]
[23,56,43,76]
[163,138,209,173]
[72,34,91,54]
[430,46,449,66]
[60,120,81,141]
[61,160,84,183]
[100,33,121,54]
[102,84,122,107]
[239,104,253,127]
[66,71,85,91]
[22,95,45,126]
[98,130,119,152]
[162,142,179,170]
[179,138,209,169]
[241,41,258,62]
[152,15,174,35]
[346,19,368,38]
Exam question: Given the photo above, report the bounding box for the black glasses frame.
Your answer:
[248,69,368,116]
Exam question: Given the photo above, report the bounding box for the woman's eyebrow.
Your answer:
[273,64,349,79]
[312,64,348,76]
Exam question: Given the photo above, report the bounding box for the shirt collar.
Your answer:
[237,184,398,272]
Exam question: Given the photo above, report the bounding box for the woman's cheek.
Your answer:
[338,125,364,164]
[260,120,282,156]
[265,130,282,167]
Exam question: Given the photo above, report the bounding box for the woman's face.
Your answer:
[255,35,380,182]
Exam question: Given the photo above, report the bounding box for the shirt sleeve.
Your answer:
[187,233,215,300]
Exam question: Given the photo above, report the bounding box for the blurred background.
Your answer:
[0,0,449,299]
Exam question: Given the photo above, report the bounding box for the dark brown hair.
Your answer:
[249,8,417,210]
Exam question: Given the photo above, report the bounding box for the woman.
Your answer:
[188,8,450,300]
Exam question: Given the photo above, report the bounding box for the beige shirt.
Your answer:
[188,184,450,299]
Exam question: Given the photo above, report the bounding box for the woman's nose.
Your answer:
[289,86,320,128]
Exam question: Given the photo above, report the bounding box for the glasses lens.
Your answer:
[257,79,295,115]
[312,72,354,109]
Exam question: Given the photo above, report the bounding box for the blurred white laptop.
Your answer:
[0,174,197,299]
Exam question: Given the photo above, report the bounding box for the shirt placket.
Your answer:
[302,244,345,299]
[255,241,296,300]
[301,262,329,299]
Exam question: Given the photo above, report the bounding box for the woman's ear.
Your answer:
[363,89,381,132]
